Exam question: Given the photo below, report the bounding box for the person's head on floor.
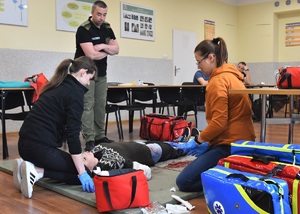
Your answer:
[194,37,228,77]
[82,151,98,171]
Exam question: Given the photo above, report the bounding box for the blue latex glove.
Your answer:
[187,142,209,157]
[78,171,95,193]
[168,139,198,153]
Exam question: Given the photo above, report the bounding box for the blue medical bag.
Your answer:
[201,165,292,214]
[231,140,300,165]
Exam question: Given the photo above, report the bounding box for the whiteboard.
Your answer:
[0,0,28,26]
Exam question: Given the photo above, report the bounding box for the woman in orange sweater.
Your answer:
[174,37,256,192]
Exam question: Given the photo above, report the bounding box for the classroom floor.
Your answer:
[1,109,299,213]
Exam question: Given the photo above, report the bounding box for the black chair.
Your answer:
[178,82,206,127]
[0,90,34,159]
[157,87,181,115]
[268,95,289,118]
[106,83,145,135]
[131,82,158,114]
[105,104,123,139]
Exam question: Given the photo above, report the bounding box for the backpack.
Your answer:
[24,73,48,103]
[252,98,261,121]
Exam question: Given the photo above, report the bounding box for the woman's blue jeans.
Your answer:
[176,145,231,192]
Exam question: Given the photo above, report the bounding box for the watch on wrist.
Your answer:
[245,69,249,71]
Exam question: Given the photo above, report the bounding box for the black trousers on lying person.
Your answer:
[18,137,82,185]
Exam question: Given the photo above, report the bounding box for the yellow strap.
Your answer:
[234,184,269,214]
[210,168,286,214]
[224,162,230,168]
[207,207,212,214]
[292,180,299,214]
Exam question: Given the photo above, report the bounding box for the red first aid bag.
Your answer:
[276,66,300,89]
[94,169,149,213]
[139,114,193,141]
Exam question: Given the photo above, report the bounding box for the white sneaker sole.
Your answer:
[20,161,36,199]
[13,158,23,192]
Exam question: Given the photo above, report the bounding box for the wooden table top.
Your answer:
[230,88,300,95]
[107,84,205,89]
[0,87,34,91]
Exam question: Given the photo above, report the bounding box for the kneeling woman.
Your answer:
[15,56,97,198]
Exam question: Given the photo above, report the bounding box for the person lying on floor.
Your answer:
[83,141,186,180]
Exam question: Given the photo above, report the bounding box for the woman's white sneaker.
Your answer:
[20,161,39,198]
[13,158,23,192]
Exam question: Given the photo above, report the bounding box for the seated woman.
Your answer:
[83,141,186,180]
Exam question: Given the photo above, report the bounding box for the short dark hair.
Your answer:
[238,61,246,66]
[93,1,107,11]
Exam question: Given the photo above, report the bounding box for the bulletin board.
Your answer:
[285,22,300,47]
[0,0,28,26]
[204,20,215,40]
[56,0,93,32]
[120,2,155,41]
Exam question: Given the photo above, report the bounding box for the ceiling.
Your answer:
[219,0,273,6]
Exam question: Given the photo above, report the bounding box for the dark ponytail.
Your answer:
[40,56,97,95]
[194,37,228,67]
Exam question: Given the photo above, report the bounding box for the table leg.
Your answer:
[128,88,133,133]
[1,91,8,159]
[260,94,267,142]
[129,110,133,133]
[288,95,294,144]
[152,88,157,113]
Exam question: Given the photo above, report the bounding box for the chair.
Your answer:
[0,90,34,159]
[131,82,158,114]
[268,95,289,118]
[178,82,206,127]
[106,82,145,135]
[157,87,181,115]
[105,103,123,139]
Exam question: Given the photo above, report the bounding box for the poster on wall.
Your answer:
[204,20,215,40]
[120,2,155,41]
[0,0,28,26]
[285,22,300,47]
[56,0,93,32]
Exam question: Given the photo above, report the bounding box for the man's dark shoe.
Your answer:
[180,127,191,142]
[191,127,200,137]
[95,137,114,145]
[85,141,95,151]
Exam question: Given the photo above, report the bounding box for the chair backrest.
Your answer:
[181,82,206,106]
[0,91,33,121]
[131,83,157,102]
[158,88,181,104]
[107,87,130,104]
[0,91,26,110]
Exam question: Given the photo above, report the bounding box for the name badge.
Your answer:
[92,37,100,40]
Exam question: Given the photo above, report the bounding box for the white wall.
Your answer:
[0,48,172,132]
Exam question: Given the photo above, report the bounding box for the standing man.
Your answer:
[75,1,119,151]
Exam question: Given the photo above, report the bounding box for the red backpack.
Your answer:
[24,73,48,102]
[276,66,300,89]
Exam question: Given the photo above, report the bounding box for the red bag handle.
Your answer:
[103,175,137,209]
[277,67,292,88]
